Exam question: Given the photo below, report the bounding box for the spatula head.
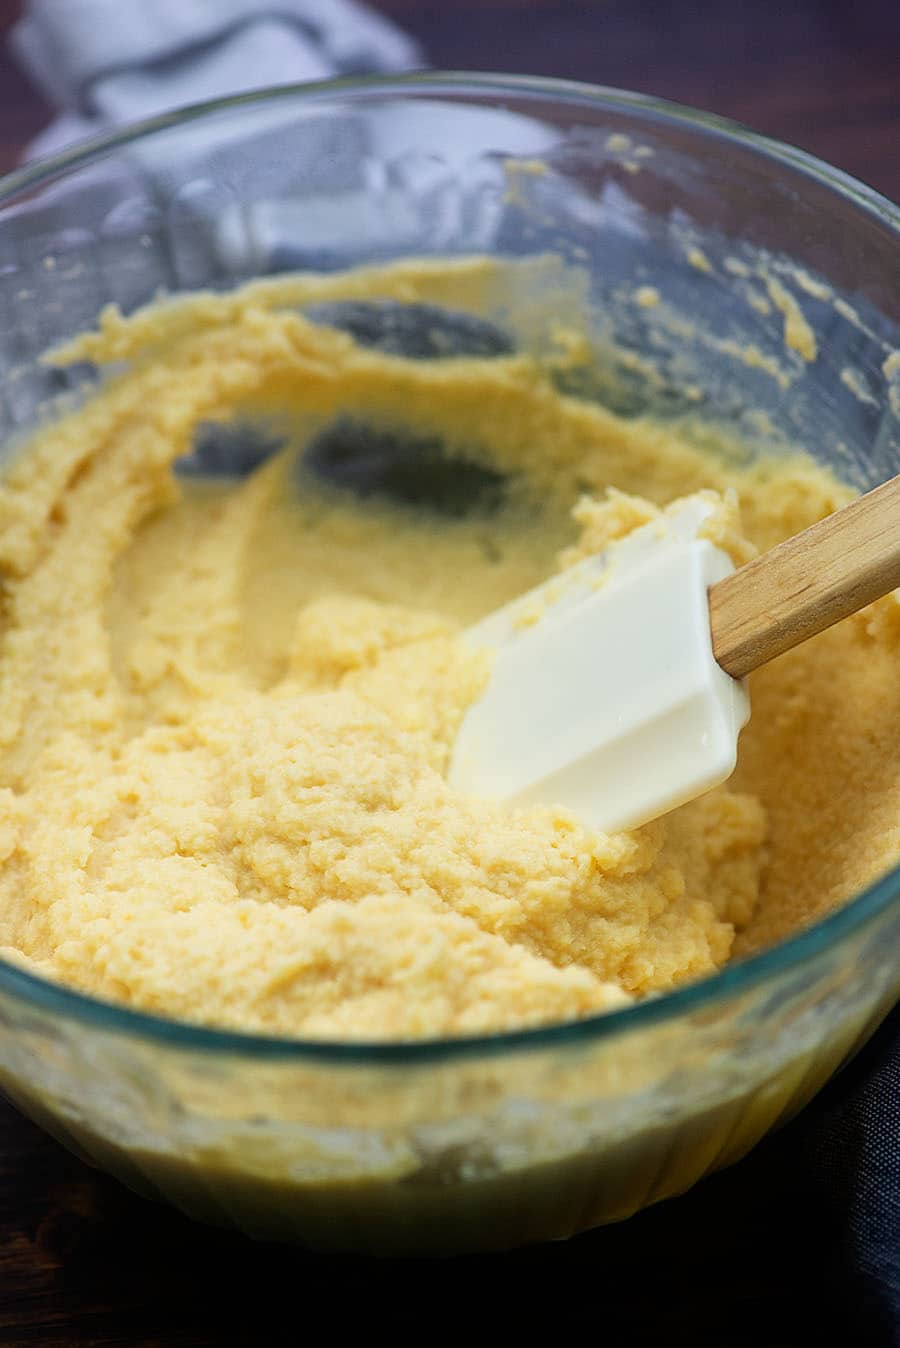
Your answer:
[449,498,750,832]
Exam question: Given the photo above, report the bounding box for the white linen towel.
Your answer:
[11,0,423,159]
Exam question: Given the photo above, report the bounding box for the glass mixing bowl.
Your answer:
[0,75,898,1257]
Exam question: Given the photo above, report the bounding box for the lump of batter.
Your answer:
[0,258,896,1040]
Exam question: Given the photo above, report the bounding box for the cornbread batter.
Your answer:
[0,259,896,1039]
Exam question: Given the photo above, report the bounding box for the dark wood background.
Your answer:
[0,0,898,1342]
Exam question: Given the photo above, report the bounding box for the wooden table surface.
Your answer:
[0,1,898,1343]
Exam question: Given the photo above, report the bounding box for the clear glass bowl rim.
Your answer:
[0,70,897,1065]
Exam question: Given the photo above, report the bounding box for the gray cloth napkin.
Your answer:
[11,0,423,159]
[6,0,429,281]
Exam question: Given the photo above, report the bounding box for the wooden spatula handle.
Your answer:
[709,471,900,679]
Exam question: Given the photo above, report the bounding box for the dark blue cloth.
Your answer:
[803,1006,900,1340]
[510,1002,900,1344]
[390,1005,900,1344]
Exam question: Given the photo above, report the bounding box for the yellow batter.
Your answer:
[0,258,896,1040]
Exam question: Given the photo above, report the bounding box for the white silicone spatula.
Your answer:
[449,472,900,831]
